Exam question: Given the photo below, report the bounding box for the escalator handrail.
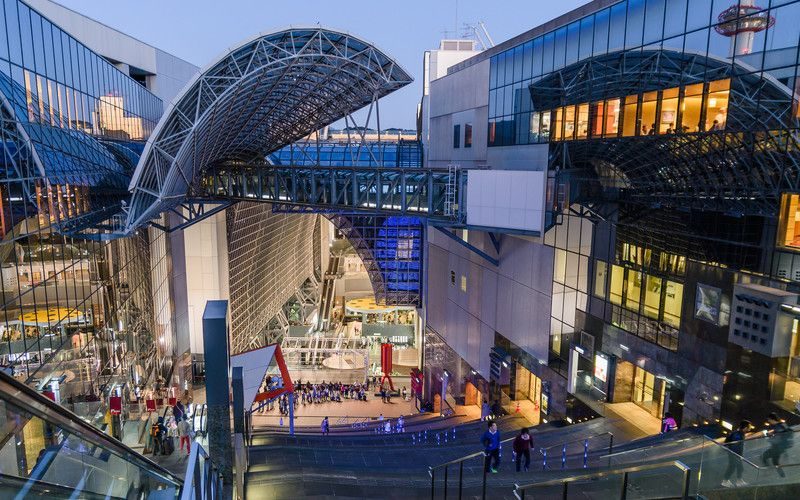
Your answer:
[0,371,182,486]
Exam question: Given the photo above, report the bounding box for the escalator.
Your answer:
[0,371,183,499]
[315,255,341,331]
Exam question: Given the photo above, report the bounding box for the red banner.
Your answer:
[145,399,156,412]
[168,397,177,406]
[110,396,122,415]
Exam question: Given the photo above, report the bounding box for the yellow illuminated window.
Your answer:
[622,95,639,137]
[592,102,605,137]
[779,193,800,249]
[553,108,563,141]
[706,79,730,132]
[641,91,658,136]
[610,265,625,305]
[644,275,662,319]
[576,103,589,139]
[564,105,576,140]
[604,98,620,137]
[663,281,683,328]
[625,270,642,312]
[660,87,679,134]
[594,261,608,298]
[681,83,704,133]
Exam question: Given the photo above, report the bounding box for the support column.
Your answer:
[202,300,232,483]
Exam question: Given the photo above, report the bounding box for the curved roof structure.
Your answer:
[126,27,413,231]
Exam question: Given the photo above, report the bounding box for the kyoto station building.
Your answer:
[1,0,800,498]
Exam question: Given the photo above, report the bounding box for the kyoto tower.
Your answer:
[714,0,775,56]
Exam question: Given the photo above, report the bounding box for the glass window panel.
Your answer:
[664,0,687,37]
[555,249,567,284]
[19,3,34,68]
[594,8,610,55]
[490,56,498,89]
[644,0,666,44]
[505,49,514,83]
[532,37,544,76]
[0,0,7,61]
[554,27,567,70]
[542,32,555,73]
[592,102,605,137]
[686,0,713,31]
[541,110,551,140]
[644,275,663,319]
[641,91,658,135]
[605,98,621,136]
[566,21,580,66]
[609,3,627,51]
[663,35,684,52]
[31,11,46,75]
[684,28,709,58]
[504,84,514,115]
[610,265,625,305]
[529,111,540,142]
[513,82,524,114]
[496,52,506,87]
[4,0,22,64]
[707,25,731,59]
[625,269,643,312]
[594,261,608,298]
[520,80,532,112]
[580,16,595,61]
[564,105,576,140]
[523,41,533,79]
[660,87,679,133]
[663,281,683,328]
[705,79,730,131]
[42,20,56,80]
[576,103,589,139]
[517,112,528,145]
[626,0,646,49]
[489,88,497,117]
[553,108,563,141]
[766,4,800,52]
[622,95,639,136]
[513,45,523,82]
[681,82,704,132]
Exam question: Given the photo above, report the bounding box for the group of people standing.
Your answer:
[150,399,193,457]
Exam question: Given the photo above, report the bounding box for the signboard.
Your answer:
[145,399,156,412]
[594,354,609,383]
[110,396,122,415]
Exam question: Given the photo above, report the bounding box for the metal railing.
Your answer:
[513,460,692,500]
[428,436,515,500]
[539,431,614,470]
[180,441,224,500]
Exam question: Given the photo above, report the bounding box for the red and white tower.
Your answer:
[714,0,775,56]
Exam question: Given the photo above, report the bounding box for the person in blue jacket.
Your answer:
[481,421,501,473]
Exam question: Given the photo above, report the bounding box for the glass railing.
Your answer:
[0,371,182,498]
[514,460,691,500]
[539,432,614,470]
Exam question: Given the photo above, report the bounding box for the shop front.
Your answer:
[513,363,542,425]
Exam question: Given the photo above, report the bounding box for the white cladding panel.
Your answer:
[466,170,545,232]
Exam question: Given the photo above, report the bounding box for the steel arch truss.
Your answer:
[536,49,800,216]
[126,27,412,232]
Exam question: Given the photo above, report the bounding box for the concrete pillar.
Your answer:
[202,300,232,483]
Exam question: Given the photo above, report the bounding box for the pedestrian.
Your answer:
[402,386,408,401]
[481,400,490,421]
[481,421,501,473]
[321,416,330,436]
[150,417,166,456]
[379,413,384,421]
[381,386,387,403]
[721,420,749,487]
[513,427,532,472]
[761,413,792,477]
[177,417,191,455]
[384,419,391,434]
[661,412,677,434]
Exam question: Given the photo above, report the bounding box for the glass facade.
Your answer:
[488,0,800,147]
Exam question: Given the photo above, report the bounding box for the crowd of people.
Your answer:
[149,399,193,457]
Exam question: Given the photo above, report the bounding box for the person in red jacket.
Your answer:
[513,427,533,472]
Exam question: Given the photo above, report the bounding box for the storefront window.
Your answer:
[622,95,639,137]
[779,193,800,249]
[705,79,730,131]
[576,103,589,139]
[564,105,576,140]
[641,91,658,136]
[594,260,608,298]
[644,275,662,319]
[610,265,624,305]
[680,83,704,133]
[659,87,679,134]
[663,280,683,328]
[625,270,642,312]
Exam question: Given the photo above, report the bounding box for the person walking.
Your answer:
[177,417,191,456]
[321,416,330,436]
[761,413,792,477]
[481,400,490,421]
[513,427,533,472]
[722,420,749,487]
[397,415,404,433]
[381,386,387,403]
[150,417,166,456]
[481,421,501,473]
[661,412,678,434]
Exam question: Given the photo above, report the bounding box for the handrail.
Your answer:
[0,371,182,486]
[513,460,691,500]
[429,436,516,471]
[539,431,614,470]
[180,441,223,500]
[702,433,800,471]
[428,435,516,500]
[539,431,613,453]
[601,435,702,460]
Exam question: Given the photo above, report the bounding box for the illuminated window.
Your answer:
[779,193,800,249]
[705,79,730,132]
[659,87,679,134]
[610,265,625,305]
[681,83,704,133]
[553,108,563,141]
[564,105,576,140]
[530,112,541,142]
[576,103,589,139]
[663,281,683,328]
[594,261,608,298]
[541,112,551,140]
[641,91,658,136]
[592,102,605,137]
[460,275,467,292]
[625,270,642,312]
[604,98,620,137]
[644,275,662,319]
[622,95,639,137]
